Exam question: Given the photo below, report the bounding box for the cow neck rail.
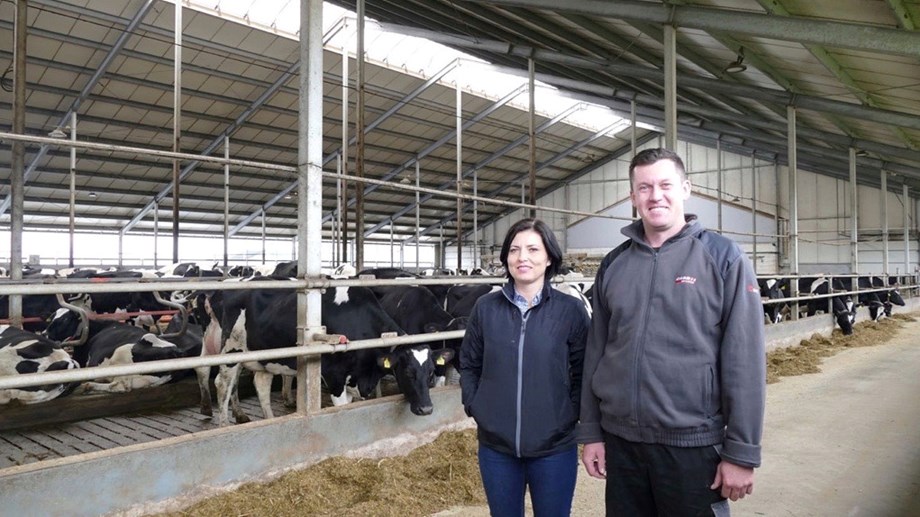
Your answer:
[0,329,466,391]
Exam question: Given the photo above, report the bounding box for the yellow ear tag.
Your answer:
[383,358,391,369]
[436,357,446,366]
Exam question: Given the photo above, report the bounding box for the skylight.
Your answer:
[177,0,632,136]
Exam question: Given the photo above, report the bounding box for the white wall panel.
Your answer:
[478,139,917,277]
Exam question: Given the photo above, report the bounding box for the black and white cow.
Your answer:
[798,276,857,335]
[444,284,497,318]
[0,325,80,404]
[43,309,200,394]
[195,283,449,425]
[374,285,463,386]
[758,277,788,324]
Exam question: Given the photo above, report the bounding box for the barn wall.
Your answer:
[479,138,919,276]
[0,389,469,517]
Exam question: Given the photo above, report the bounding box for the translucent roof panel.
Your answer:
[177,0,633,138]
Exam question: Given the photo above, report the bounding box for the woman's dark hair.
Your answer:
[499,218,563,280]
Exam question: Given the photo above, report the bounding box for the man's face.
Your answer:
[630,158,691,237]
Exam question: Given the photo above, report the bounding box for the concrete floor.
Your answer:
[437,316,920,517]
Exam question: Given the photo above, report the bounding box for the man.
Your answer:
[578,148,766,516]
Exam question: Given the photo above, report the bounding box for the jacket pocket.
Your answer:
[704,364,715,417]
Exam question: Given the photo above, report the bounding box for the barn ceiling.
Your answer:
[1,0,919,247]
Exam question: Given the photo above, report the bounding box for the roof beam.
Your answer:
[366,102,586,237]
[227,60,459,235]
[467,0,920,56]
[414,119,626,241]
[753,0,916,149]
[0,0,156,217]
[886,0,918,30]
[377,22,920,132]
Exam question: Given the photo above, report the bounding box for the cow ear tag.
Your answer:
[436,357,446,366]
[383,358,391,369]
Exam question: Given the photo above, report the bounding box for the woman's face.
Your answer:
[507,229,550,288]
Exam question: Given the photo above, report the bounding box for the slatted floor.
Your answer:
[0,390,295,470]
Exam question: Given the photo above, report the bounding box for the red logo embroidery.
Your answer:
[675,276,697,285]
[747,284,760,294]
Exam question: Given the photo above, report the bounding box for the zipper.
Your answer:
[634,248,659,426]
[515,310,529,458]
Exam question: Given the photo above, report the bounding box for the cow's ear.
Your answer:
[436,349,455,365]
[377,355,393,370]
[424,323,444,333]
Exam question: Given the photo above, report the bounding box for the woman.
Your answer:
[459,218,590,517]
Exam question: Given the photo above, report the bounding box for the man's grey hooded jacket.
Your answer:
[577,217,766,468]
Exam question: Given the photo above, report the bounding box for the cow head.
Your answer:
[832,296,856,335]
[378,346,454,416]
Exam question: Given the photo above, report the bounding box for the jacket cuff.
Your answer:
[576,422,604,444]
[721,438,761,468]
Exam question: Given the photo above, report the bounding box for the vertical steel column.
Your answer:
[172,1,182,263]
[223,136,230,268]
[261,208,266,264]
[298,0,324,414]
[415,160,421,271]
[663,25,677,151]
[903,184,910,277]
[881,169,889,275]
[528,58,536,217]
[751,153,758,274]
[334,153,342,266]
[716,139,723,231]
[340,42,349,265]
[456,63,463,271]
[354,0,365,270]
[153,201,158,268]
[390,223,394,266]
[473,170,479,268]
[631,99,638,219]
[787,106,799,273]
[68,112,77,268]
[849,147,858,272]
[9,0,27,327]
[630,99,637,155]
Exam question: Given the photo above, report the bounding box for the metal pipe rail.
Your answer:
[0,328,467,391]
[0,274,507,297]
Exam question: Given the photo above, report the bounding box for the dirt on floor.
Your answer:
[156,314,915,517]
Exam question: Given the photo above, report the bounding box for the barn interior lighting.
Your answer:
[855,149,869,157]
[723,48,747,75]
[87,192,97,199]
[48,127,67,139]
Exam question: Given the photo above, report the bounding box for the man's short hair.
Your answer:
[628,148,688,187]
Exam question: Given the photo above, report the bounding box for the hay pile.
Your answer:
[162,429,486,517]
[160,314,914,517]
[766,313,914,383]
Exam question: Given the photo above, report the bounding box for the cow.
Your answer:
[61,269,176,333]
[863,276,906,320]
[0,325,80,404]
[43,309,201,394]
[358,267,454,307]
[195,283,449,426]
[798,276,857,335]
[758,277,788,324]
[444,284,498,318]
[374,285,463,386]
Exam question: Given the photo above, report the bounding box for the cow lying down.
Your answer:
[0,325,80,404]
[43,310,201,394]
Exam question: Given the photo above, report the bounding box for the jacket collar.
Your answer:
[621,214,703,249]
[501,278,555,304]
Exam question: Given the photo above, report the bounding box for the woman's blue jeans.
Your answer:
[478,443,578,517]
